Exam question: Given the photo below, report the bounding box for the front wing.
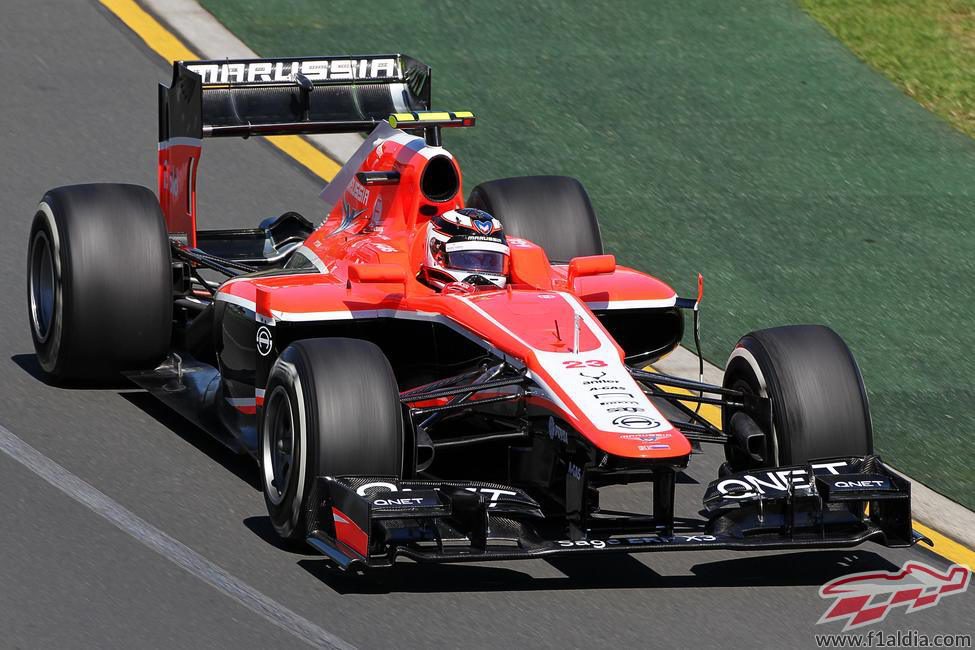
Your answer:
[304,457,925,569]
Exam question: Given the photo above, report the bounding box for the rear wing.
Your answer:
[157,54,431,245]
[158,54,431,140]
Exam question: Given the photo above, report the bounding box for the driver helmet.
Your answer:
[424,208,509,289]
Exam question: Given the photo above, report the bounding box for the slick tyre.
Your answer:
[260,338,404,543]
[721,325,873,470]
[467,175,602,262]
[27,184,172,381]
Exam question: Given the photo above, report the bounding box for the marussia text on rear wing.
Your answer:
[159,53,431,140]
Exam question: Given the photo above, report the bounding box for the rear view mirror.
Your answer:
[567,254,616,287]
[349,264,406,284]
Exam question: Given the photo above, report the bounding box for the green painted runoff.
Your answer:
[200,0,975,508]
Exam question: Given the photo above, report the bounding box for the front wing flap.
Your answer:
[306,457,921,569]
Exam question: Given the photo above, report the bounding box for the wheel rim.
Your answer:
[262,385,296,506]
[725,364,779,468]
[29,230,56,343]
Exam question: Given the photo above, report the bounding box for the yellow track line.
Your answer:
[912,521,975,568]
[98,0,341,182]
[100,0,195,60]
[101,0,973,569]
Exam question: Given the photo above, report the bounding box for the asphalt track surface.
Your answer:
[0,2,971,648]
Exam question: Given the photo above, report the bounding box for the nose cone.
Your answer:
[460,289,691,460]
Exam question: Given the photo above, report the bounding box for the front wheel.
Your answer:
[260,338,405,543]
[721,324,873,471]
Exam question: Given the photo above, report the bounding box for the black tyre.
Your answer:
[28,184,172,381]
[721,325,873,470]
[467,175,602,262]
[260,338,405,542]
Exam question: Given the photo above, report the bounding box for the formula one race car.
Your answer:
[26,54,925,569]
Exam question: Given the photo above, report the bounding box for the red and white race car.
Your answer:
[27,54,923,569]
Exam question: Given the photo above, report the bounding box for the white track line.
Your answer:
[0,423,355,650]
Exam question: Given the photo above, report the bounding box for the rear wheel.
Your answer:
[721,324,873,471]
[28,183,172,381]
[467,175,602,262]
[260,338,405,543]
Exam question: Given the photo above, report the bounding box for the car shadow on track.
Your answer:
[119,391,261,491]
[296,549,898,594]
[241,515,323,554]
[11,353,134,390]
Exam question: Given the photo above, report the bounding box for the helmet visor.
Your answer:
[445,250,508,275]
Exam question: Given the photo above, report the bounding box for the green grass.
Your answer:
[801,0,975,138]
[200,0,975,509]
